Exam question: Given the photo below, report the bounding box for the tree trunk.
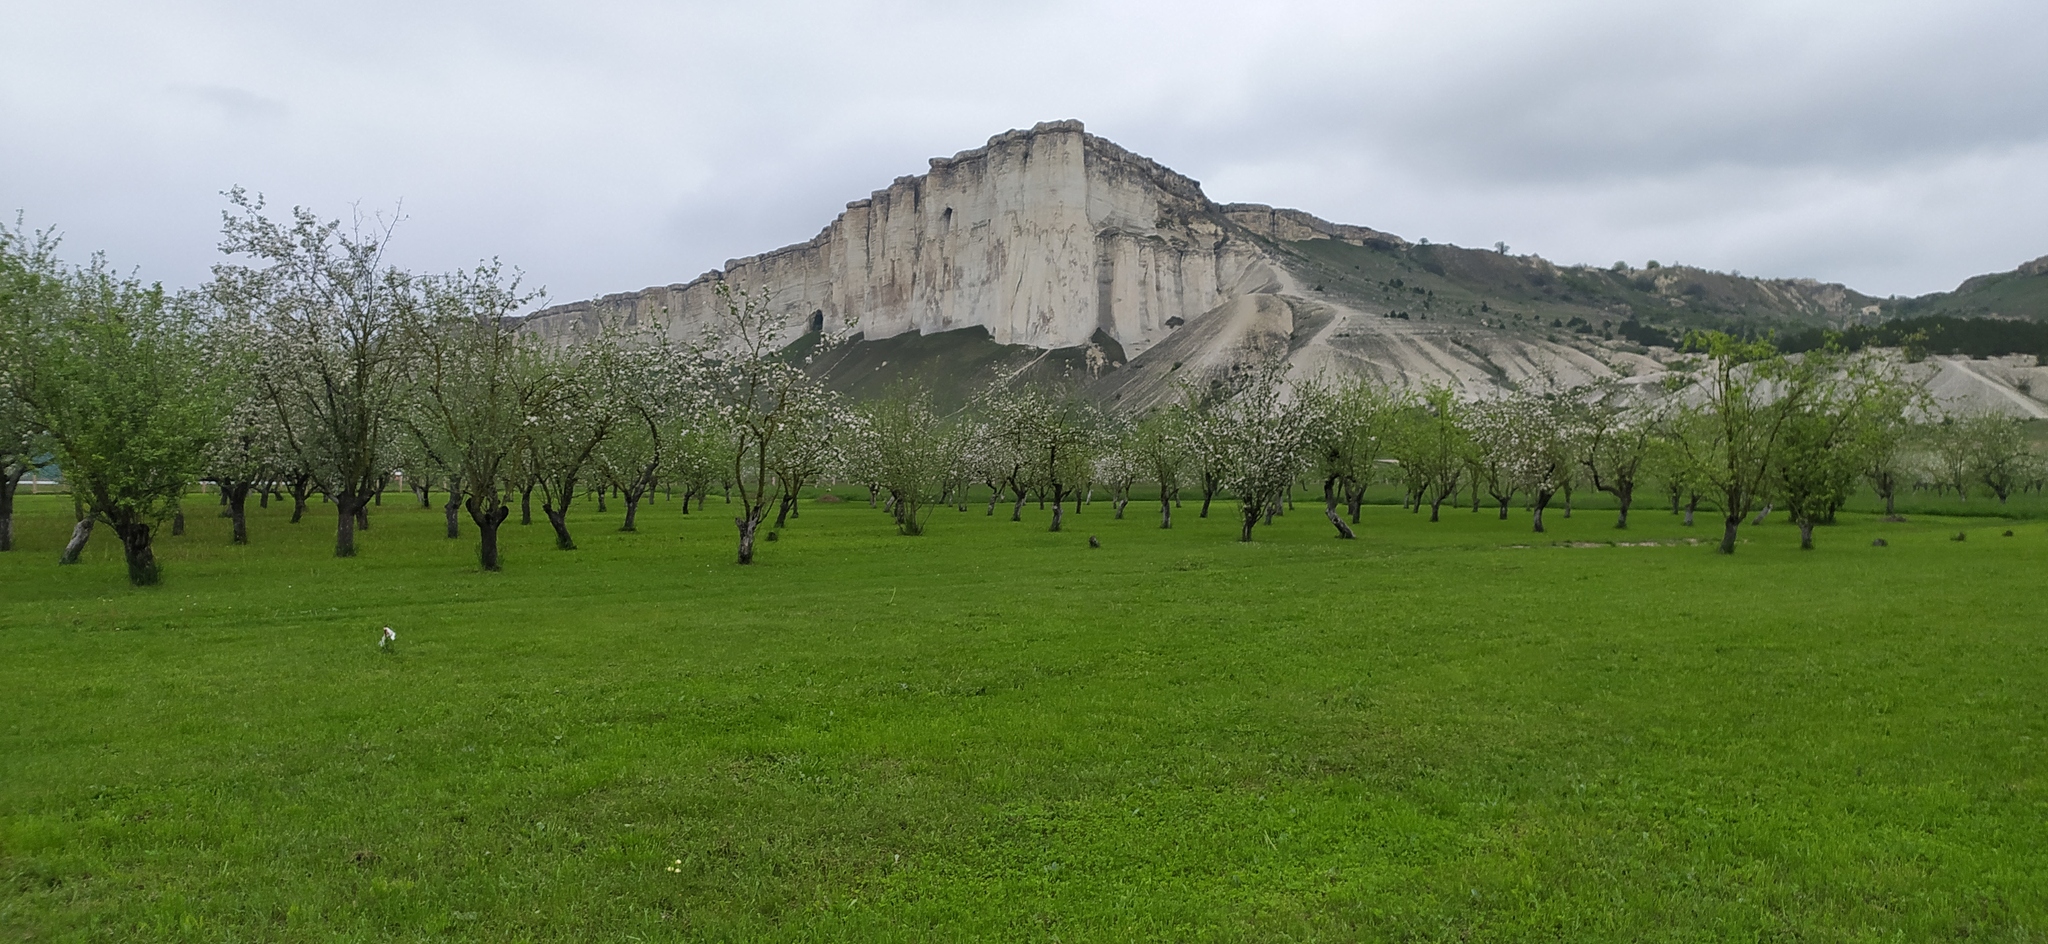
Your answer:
[1884,490,1896,516]
[60,516,93,565]
[1049,486,1065,532]
[335,495,363,557]
[113,518,159,586]
[1720,515,1740,554]
[1498,497,1511,520]
[1429,496,1444,522]
[228,482,252,545]
[1160,493,1173,529]
[171,509,184,536]
[986,489,1000,516]
[621,494,641,532]
[1614,486,1632,530]
[1799,519,1815,550]
[1531,489,1552,533]
[1239,502,1259,542]
[0,469,21,551]
[1201,488,1214,518]
[1113,496,1128,519]
[290,478,311,524]
[468,497,510,571]
[1348,485,1364,524]
[354,501,370,532]
[735,514,761,564]
[521,486,534,524]
[544,504,576,550]
[1752,503,1772,526]
[1683,494,1699,527]
[444,482,463,539]
[1324,479,1356,539]
[1562,486,1573,518]
[1011,490,1028,522]
[774,493,793,529]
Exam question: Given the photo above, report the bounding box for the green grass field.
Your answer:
[3,486,2045,941]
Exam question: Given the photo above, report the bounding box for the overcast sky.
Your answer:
[4,0,2045,306]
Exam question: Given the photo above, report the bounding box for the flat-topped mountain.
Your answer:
[525,121,2048,416]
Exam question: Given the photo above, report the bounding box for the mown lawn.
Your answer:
[2,487,2044,942]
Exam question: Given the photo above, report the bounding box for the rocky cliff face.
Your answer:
[527,121,2048,419]
[527,120,1276,359]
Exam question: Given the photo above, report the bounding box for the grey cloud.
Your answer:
[0,0,2042,304]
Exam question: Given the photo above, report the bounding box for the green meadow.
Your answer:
[2,487,2044,941]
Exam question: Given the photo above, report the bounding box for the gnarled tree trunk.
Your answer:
[734,514,762,564]
[1324,478,1356,539]
[227,482,253,545]
[0,468,23,551]
[335,495,365,557]
[288,476,312,524]
[544,503,576,550]
[1531,489,1554,533]
[444,479,463,539]
[60,515,93,565]
[111,517,159,586]
[467,496,511,571]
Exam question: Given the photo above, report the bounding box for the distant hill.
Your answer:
[525,121,2044,418]
[1886,255,2048,322]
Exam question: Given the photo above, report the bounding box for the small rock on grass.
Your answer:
[1871,538,1887,547]
[1951,532,1967,542]
[1088,535,1101,548]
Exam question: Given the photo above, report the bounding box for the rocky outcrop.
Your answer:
[528,120,2048,419]
[527,120,1279,359]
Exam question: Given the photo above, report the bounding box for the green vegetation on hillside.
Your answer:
[3,491,2045,941]
[1889,259,2048,322]
[1268,236,1879,343]
[1781,315,2048,361]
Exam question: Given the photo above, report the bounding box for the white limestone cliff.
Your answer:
[525,121,2048,419]
[526,120,1276,359]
